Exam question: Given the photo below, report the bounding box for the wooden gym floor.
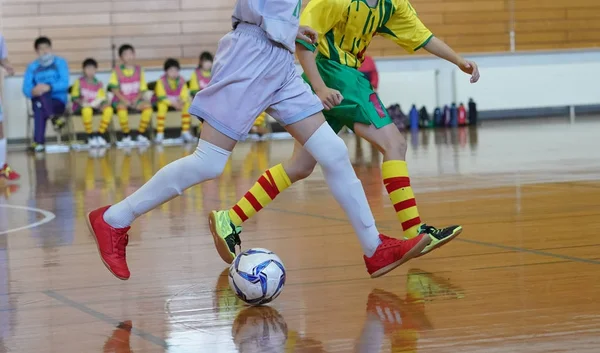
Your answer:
[1,117,599,353]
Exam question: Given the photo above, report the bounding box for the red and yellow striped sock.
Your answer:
[156,115,165,134]
[117,109,130,134]
[181,113,191,133]
[228,163,291,226]
[382,160,422,238]
[98,106,113,134]
[138,108,153,133]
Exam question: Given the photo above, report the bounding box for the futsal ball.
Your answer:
[229,248,286,306]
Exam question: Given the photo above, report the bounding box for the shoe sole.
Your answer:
[208,211,236,265]
[415,226,463,258]
[85,211,129,281]
[370,234,431,279]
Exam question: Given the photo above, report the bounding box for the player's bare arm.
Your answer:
[296,44,343,110]
[297,26,318,44]
[423,37,480,83]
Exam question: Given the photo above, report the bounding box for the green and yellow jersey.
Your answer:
[299,0,433,68]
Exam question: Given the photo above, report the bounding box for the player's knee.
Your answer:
[190,141,229,181]
[319,135,350,166]
[380,135,407,156]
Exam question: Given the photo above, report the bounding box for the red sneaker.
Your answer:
[0,164,20,181]
[364,234,430,278]
[86,206,131,280]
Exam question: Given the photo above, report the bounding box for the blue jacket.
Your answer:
[22,56,70,104]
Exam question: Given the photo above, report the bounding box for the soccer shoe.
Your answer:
[364,234,430,278]
[117,136,133,147]
[28,143,45,153]
[88,135,99,148]
[86,205,131,280]
[0,164,20,181]
[154,133,164,144]
[51,116,66,131]
[416,224,462,257]
[208,210,242,264]
[136,134,150,146]
[97,135,108,147]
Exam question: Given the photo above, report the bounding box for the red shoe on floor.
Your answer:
[86,205,131,280]
[364,234,430,278]
[0,164,20,181]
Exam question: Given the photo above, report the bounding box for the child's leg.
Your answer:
[116,104,131,136]
[137,102,153,135]
[31,95,53,146]
[155,101,169,138]
[98,105,114,136]
[181,102,192,137]
[81,107,94,138]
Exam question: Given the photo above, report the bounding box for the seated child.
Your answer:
[188,51,213,96]
[153,58,193,143]
[70,58,114,148]
[108,44,153,146]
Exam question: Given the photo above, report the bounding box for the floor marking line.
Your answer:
[43,290,168,349]
[0,204,56,235]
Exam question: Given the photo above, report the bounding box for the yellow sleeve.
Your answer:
[188,71,199,94]
[97,87,106,101]
[298,0,346,52]
[378,0,433,52]
[154,79,167,101]
[108,71,119,91]
[139,69,148,91]
[70,79,80,101]
[180,82,190,102]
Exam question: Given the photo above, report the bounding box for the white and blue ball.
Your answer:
[229,248,286,306]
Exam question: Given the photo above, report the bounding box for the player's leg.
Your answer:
[87,26,272,280]
[284,113,429,277]
[209,140,317,262]
[155,101,169,143]
[0,112,20,180]
[353,115,461,256]
[317,60,461,256]
[136,101,153,144]
[87,121,235,279]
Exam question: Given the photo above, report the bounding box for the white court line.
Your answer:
[0,204,56,235]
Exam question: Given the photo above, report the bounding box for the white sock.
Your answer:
[104,139,231,228]
[303,123,381,257]
[0,138,6,166]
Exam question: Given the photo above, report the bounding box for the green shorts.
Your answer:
[302,56,392,133]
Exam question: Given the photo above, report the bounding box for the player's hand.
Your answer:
[297,26,318,44]
[459,59,480,83]
[315,87,343,110]
[172,101,183,110]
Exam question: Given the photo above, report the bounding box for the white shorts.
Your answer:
[189,23,323,141]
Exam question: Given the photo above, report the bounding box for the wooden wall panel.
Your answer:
[1,0,599,73]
